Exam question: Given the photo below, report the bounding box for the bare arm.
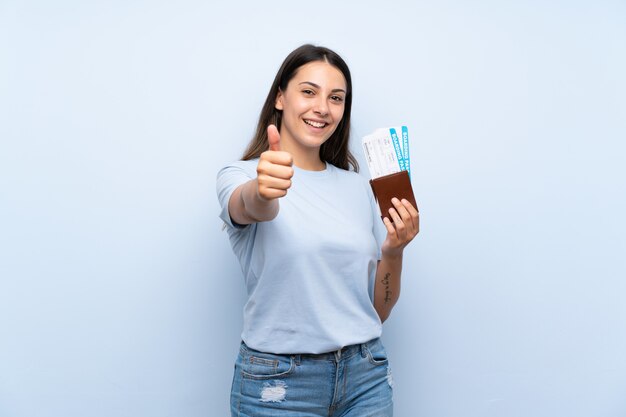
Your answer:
[374,198,419,322]
[228,179,279,225]
[374,253,403,323]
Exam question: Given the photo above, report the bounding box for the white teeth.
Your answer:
[304,119,326,128]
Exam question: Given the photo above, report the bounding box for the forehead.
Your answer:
[289,61,347,90]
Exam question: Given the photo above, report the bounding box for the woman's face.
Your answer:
[275,61,347,152]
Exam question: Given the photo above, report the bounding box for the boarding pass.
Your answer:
[362,126,411,179]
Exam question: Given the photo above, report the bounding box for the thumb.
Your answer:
[267,124,281,151]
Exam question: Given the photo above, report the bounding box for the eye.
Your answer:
[302,89,315,95]
[330,95,344,103]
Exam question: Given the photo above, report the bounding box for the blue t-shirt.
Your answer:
[216,159,386,354]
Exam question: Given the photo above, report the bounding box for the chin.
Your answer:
[304,136,332,149]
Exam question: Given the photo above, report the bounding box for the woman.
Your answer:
[216,44,419,417]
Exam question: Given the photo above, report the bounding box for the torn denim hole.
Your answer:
[386,366,394,389]
[260,380,287,403]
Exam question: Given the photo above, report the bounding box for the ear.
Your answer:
[275,90,284,111]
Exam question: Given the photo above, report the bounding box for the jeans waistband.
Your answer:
[241,338,379,363]
[307,340,368,362]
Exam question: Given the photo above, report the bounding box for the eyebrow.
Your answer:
[299,81,346,94]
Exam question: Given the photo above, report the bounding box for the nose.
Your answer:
[313,97,329,117]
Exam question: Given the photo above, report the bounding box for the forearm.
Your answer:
[229,179,279,225]
[374,252,403,323]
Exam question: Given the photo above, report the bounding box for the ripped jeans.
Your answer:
[230,338,393,417]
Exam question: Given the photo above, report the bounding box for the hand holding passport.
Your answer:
[362,126,417,221]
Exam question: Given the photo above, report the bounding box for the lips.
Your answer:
[303,119,327,128]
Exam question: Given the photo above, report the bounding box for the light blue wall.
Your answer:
[1,1,625,416]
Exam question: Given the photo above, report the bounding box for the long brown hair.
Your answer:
[242,44,359,172]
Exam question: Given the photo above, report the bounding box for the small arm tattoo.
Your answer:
[382,272,392,303]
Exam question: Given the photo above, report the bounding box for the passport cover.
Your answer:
[369,170,417,221]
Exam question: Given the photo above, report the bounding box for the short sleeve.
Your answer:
[357,174,386,260]
[369,191,387,260]
[216,160,257,229]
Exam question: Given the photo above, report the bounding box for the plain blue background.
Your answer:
[1,1,625,416]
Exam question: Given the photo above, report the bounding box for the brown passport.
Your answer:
[369,170,417,221]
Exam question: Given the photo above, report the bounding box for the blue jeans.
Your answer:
[230,338,393,417]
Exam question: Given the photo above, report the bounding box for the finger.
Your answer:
[415,212,420,234]
[262,150,293,167]
[388,207,407,240]
[267,124,281,151]
[258,159,294,180]
[260,176,292,191]
[402,199,419,218]
[259,187,288,200]
[269,164,294,180]
[392,198,412,224]
[401,199,420,233]
[382,216,396,237]
[391,198,413,235]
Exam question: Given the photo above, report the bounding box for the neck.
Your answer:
[281,140,326,171]
[293,155,326,171]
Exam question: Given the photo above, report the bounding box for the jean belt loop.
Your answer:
[293,354,301,366]
[360,342,367,358]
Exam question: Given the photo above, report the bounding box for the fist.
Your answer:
[257,125,294,200]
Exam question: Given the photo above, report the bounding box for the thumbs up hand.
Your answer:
[257,125,294,200]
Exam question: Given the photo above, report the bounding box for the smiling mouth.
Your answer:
[304,119,328,128]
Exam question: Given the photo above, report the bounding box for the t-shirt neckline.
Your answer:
[293,162,333,178]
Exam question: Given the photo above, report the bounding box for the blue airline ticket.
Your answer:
[362,126,411,179]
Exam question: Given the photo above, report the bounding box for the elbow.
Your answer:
[246,207,278,224]
[379,311,390,323]
[375,305,392,323]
